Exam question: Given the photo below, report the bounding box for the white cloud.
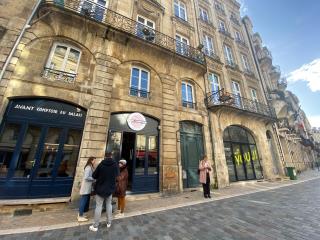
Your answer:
[238,0,248,16]
[287,58,320,92]
[308,115,320,128]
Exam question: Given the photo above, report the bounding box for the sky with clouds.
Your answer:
[238,0,320,128]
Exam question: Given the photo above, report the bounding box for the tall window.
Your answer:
[203,35,214,57]
[176,34,189,56]
[235,31,242,41]
[136,15,155,42]
[224,45,234,66]
[231,81,242,107]
[241,54,251,71]
[208,73,220,93]
[181,82,195,108]
[174,0,187,21]
[199,7,209,23]
[46,43,81,74]
[130,67,150,98]
[250,88,258,102]
[218,20,227,32]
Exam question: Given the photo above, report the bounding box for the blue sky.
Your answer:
[239,0,320,127]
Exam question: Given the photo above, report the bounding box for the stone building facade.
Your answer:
[243,16,317,173]
[0,0,306,202]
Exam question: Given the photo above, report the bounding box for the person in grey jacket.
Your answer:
[78,157,96,222]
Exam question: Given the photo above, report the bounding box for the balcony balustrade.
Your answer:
[44,0,205,64]
[42,67,77,83]
[205,89,277,120]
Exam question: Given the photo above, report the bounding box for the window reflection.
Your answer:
[37,128,61,178]
[14,126,41,178]
[135,135,146,175]
[148,136,158,175]
[0,124,20,178]
[56,129,82,178]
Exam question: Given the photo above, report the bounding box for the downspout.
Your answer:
[0,0,42,82]
[192,0,218,187]
[242,18,286,175]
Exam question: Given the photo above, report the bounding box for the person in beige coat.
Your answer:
[199,155,212,198]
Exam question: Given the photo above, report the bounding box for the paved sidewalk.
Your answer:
[1,170,319,236]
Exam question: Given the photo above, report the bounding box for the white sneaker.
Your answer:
[115,213,124,218]
[77,216,89,222]
[89,225,98,232]
[107,222,111,228]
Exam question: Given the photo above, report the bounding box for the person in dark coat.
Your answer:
[89,153,119,232]
[114,159,129,217]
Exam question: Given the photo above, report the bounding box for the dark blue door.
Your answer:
[0,98,86,199]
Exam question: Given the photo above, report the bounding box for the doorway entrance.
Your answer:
[106,113,159,193]
[0,98,86,199]
[223,125,263,182]
[180,121,204,188]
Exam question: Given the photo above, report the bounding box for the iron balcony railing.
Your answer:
[230,15,240,26]
[42,67,77,83]
[182,100,197,109]
[44,0,205,65]
[218,28,233,38]
[205,89,277,119]
[129,87,149,98]
[235,38,248,48]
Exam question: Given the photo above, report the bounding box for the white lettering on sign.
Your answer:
[127,112,147,131]
[12,104,83,118]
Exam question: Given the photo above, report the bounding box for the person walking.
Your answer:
[199,155,212,198]
[89,152,119,232]
[114,159,128,217]
[78,157,96,222]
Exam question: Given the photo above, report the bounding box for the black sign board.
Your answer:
[6,99,87,128]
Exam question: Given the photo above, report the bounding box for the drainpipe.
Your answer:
[0,0,42,82]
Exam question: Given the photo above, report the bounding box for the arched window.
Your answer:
[223,125,263,182]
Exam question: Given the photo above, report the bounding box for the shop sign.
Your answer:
[127,112,147,131]
[7,99,86,125]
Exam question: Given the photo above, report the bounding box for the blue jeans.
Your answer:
[79,194,90,216]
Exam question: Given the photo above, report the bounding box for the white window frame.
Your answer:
[199,7,209,23]
[181,81,195,107]
[224,44,234,65]
[241,54,251,71]
[174,0,187,21]
[208,73,220,93]
[176,34,189,55]
[203,34,215,57]
[46,42,82,74]
[130,66,150,98]
[79,0,109,20]
[137,15,155,29]
[250,88,258,102]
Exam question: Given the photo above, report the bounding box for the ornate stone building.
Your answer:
[243,16,317,173]
[0,0,300,202]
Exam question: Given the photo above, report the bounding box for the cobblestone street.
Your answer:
[2,178,320,240]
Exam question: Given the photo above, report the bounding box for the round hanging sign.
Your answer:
[127,112,147,131]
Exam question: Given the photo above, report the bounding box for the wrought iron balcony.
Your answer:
[129,87,149,98]
[277,118,290,130]
[235,38,248,48]
[205,89,277,120]
[43,0,205,65]
[182,101,197,109]
[42,67,77,83]
[204,49,220,62]
[225,60,240,71]
[230,15,240,26]
[219,28,233,38]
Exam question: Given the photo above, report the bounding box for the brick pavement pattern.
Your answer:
[2,178,320,240]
